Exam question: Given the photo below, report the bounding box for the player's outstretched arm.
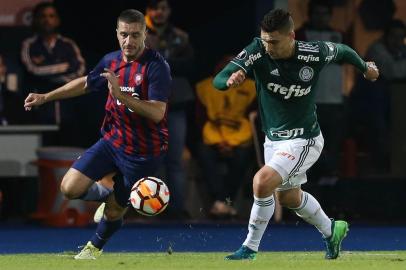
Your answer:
[24,76,88,111]
[213,62,245,90]
[334,43,379,81]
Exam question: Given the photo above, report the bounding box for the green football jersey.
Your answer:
[230,38,344,141]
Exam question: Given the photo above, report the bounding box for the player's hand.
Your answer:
[363,61,379,82]
[226,70,246,88]
[24,93,46,111]
[100,68,121,99]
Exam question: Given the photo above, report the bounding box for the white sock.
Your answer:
[242,195,275,252]
[79,182,112,202]
[291,191,332,238]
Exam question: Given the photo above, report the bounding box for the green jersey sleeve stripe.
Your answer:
[230,60,248,73]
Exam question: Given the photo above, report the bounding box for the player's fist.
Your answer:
[226,70,246,88]
[100,68,121,99]
[364,61,379,82]
[24,93,46,111]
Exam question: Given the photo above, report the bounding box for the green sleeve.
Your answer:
[335,43,368,72]
[212,62,241,90]
[213,38,263,90]
[322,42,367,73]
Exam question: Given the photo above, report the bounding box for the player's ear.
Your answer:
[291,31,295,39]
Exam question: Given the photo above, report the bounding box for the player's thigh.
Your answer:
[113,155,165,208]
[71,139,118,180]
[103,193,128,221]
[64,139,117,195]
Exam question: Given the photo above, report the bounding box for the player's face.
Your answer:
[116,21,146,61]
[37,7,60,34]
[146,0,171,26]
[260,29,294,59]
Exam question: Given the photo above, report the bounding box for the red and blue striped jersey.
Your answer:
[86,48,171,157]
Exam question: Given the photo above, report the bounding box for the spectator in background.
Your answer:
[145,0,195,218]
[21,1,85,145]
[196,56,256,218]
[0,55,6,125]
[366,19,406,81]
[350,19,406,174]
[296,0,346,182]
[0,54,26,125]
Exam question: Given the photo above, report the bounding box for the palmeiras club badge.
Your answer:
[299,66,314,82]
[135,73,143,85]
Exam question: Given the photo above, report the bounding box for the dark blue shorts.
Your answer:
[72,139,165,207]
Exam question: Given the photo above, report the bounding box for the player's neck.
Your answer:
[123,44,145,63]
[275,40,295,59]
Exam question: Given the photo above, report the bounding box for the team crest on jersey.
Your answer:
[299,66,314,82]
[135,73,143,85]
[236,50,247,60]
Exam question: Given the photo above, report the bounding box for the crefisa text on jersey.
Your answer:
[297,54,319,62]
[244,52,262,66]
[267,83,311,100]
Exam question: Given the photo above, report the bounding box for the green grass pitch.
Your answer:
[0,251,405,270]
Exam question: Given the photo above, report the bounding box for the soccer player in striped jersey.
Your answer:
[213,9,379,260]
[24,9,171,259]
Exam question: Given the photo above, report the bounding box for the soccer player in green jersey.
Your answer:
[213,9,379,260]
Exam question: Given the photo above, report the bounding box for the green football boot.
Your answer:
[225,245,257,260]
[323,219,349,259]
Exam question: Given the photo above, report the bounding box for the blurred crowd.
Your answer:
[0,0,405,220]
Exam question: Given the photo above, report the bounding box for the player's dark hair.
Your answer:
[146,0,169,9]
[261,9,294,33]
[117,9,145,27]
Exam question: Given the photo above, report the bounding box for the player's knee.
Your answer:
[253,173,270,191]
[60,176,81,199]
[253,169,281,196]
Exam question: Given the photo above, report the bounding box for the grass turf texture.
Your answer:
[0,251,405,270]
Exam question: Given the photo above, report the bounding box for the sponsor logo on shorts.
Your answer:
[276,152,296,160]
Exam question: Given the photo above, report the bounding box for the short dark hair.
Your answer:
[261,9,293,33]
[146,0,169,9]
[32,1,57,20]
[117,9,145,27]
[31,2,59,31]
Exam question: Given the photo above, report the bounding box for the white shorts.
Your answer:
[264,133,324,191]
